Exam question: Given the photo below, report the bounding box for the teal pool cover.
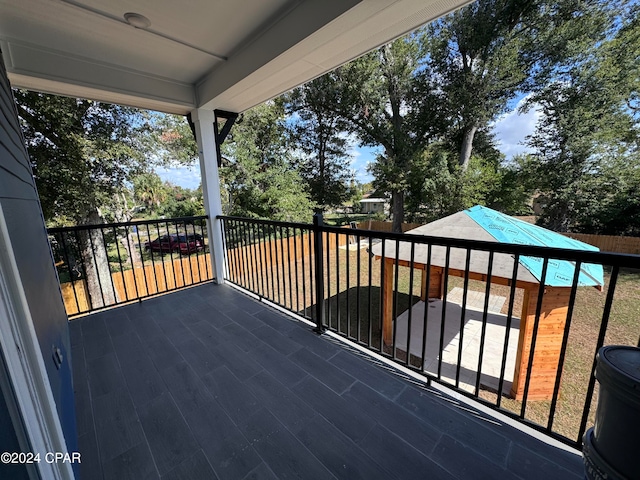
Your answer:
[465,206,604,288]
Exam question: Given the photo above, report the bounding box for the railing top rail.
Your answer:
[218,214,640,267]
[47,215,209,233]
[217,215,313,231]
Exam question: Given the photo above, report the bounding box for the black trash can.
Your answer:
[583,346,640,480]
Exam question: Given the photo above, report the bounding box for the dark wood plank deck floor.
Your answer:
[69,283,583,480]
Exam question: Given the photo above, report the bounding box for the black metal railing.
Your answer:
[219,213,640,449]
[48,216,212,317]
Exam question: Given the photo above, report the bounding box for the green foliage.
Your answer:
[524,2,639,232]
[286,76,354,209]
[485,156,537,215]
[14,90,152,224]
[133,172,168,216]
[159,184,205,218]
[570,155,640,236]
[422,0,610,169]
[220,102,315,222]
[150,114,199,166]
[327,35,436,230]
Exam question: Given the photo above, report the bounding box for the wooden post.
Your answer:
[382,258,395,345]
[420,267,444,301]
[510,286,570,400]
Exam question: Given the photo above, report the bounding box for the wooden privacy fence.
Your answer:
[563,232,640,255]
[226,228,356,277]
[356,220,421,233]
[60,255,212,315]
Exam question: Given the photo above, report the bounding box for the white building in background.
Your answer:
[360,198,388,214]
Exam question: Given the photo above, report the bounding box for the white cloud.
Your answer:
[350,145,379,183]
[155,163,202,190]
[492,97,542,159]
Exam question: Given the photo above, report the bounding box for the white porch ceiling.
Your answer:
[0,0,469,114]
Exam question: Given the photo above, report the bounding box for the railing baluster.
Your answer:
[405,241,416,367]
[58,232,81,314]
[72,230,93,312]
[307,228,314,318]
[164,221,178,291]
[456,248,472,388]
[172,221,187,288]
[257,223,267,296]
[183,220,196,284]
[577,265,620,443]
[326,230,332,330]
[112,226,128,301]
[240,220,252,291]
[123,227,140,298]
[247,223,264,297]
[229,220,240,285]
[201,220,210,280]
[285,226,293,311]
[497,254,520,408]
[293,227,300,314]
[192,220,203,283]
[547,260,582,432]
[379,238,386,353]
[346,230,351,339]
[145,223,159,294]
[300,228,307,317]
[437,246,451,380]
[368,235,373,348]
[356,232,361,343]
[274,224,283,306]
[312,214,325,332]
[87,226,106,307]
[132,224,147,298]
[267,223,276,303]
[521,257,551,417]
[155,221,165,291]
[219,218,229,281]
[420,243,432,373]
[392,239,400,358]
[335,229,341,334]
[474,250,494,396]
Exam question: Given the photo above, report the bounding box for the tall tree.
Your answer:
[220,101,315,222]
[287,76,354,210]
[424,0,609,170]
[524,2,638,231]
[15,90,151,306]
[330,36,437,231]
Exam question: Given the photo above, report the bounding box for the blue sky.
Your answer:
[157,97,540,189]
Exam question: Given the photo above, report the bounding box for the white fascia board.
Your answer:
[2,39,196,114]
[196,0,359,110]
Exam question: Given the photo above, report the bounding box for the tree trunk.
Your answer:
[458,125,478,171]
[120,232,142,268]
[80,210,117,309]
[391,190,404,233]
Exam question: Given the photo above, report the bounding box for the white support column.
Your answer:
[191,108,226,284]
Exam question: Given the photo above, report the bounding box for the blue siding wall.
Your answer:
[0,49,78,460]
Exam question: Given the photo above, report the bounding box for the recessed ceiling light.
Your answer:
[124,12,151,29]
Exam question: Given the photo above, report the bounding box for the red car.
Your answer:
[144,234,203,254]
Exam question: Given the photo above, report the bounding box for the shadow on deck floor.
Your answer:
[69,282,583,480]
